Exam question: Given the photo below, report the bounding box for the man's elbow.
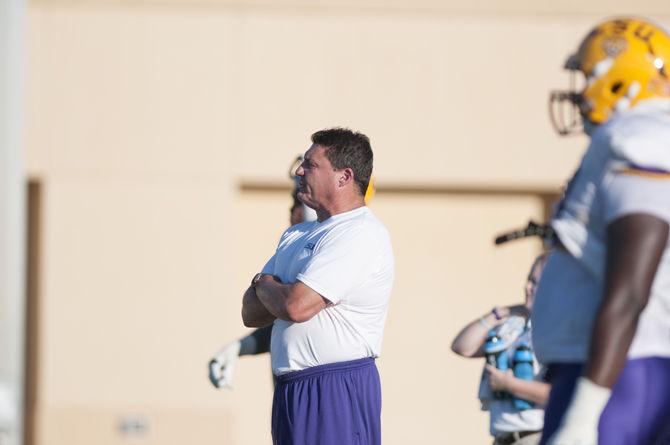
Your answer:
[242,314,253,327]
[604,289,649,322]
[285,308,312,323]
[241,308,262,328]
[285,302,318,323]
[282,285,327,323]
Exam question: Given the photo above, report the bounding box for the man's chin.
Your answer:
[297,191,309,203]
[299,196,319,212]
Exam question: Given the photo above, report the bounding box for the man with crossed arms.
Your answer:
[242,127,394,445]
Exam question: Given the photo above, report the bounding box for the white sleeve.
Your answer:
[295,227,378,305]
[604,172,670,224]
[260,255,276,275]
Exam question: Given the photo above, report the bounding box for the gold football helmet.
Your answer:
[550,17,670,135]
[364,176,375,204]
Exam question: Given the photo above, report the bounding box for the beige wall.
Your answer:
[27,2,600,188]
[23,2,670,444]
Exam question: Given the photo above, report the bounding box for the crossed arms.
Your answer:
[242,275,329,327]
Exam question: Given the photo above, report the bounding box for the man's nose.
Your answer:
[296,165,305,176]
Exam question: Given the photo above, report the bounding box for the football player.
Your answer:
[532,17,670,445]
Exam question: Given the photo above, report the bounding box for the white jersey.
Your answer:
[532,99,670,363]
[261,206,394,375]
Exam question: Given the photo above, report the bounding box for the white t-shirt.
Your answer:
[261,206,394,375]
[533,100,670,363]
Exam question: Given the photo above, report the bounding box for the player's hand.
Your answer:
[485,364,512,392]
[546,377,611,445]
[546,421,596,445]
[208,340,242,389]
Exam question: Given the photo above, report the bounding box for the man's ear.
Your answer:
[338,168,354,188]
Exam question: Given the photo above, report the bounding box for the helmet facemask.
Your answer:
[549,62,588,136]
[549,18,670,137]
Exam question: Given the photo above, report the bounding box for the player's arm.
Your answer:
[254,275,328,323]
[586,213,668,385]
[547,213,668,445]
[243,325,272,355]
[242,285,277,327]
[485,365,550,405]
[451,305,526,358]
[208,326,272,389]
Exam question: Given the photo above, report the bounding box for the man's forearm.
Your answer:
[451,305,528,358]
[255,277,327,323]
[241,286,276,327]
[255,279,293,320]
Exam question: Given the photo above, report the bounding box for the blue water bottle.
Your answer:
[512,342,535,410]
[484,330,500,366]
[484,330,509,399]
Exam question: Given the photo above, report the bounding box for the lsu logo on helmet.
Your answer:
[549,17,670,135]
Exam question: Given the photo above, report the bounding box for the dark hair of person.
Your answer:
[311,127,373,196]
[291,188,301,207]
[528,252,549,280]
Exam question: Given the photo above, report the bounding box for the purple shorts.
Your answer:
[271,357,381,445]
[540,357,670,445]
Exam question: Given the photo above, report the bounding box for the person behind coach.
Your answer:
[452,255,551,445]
